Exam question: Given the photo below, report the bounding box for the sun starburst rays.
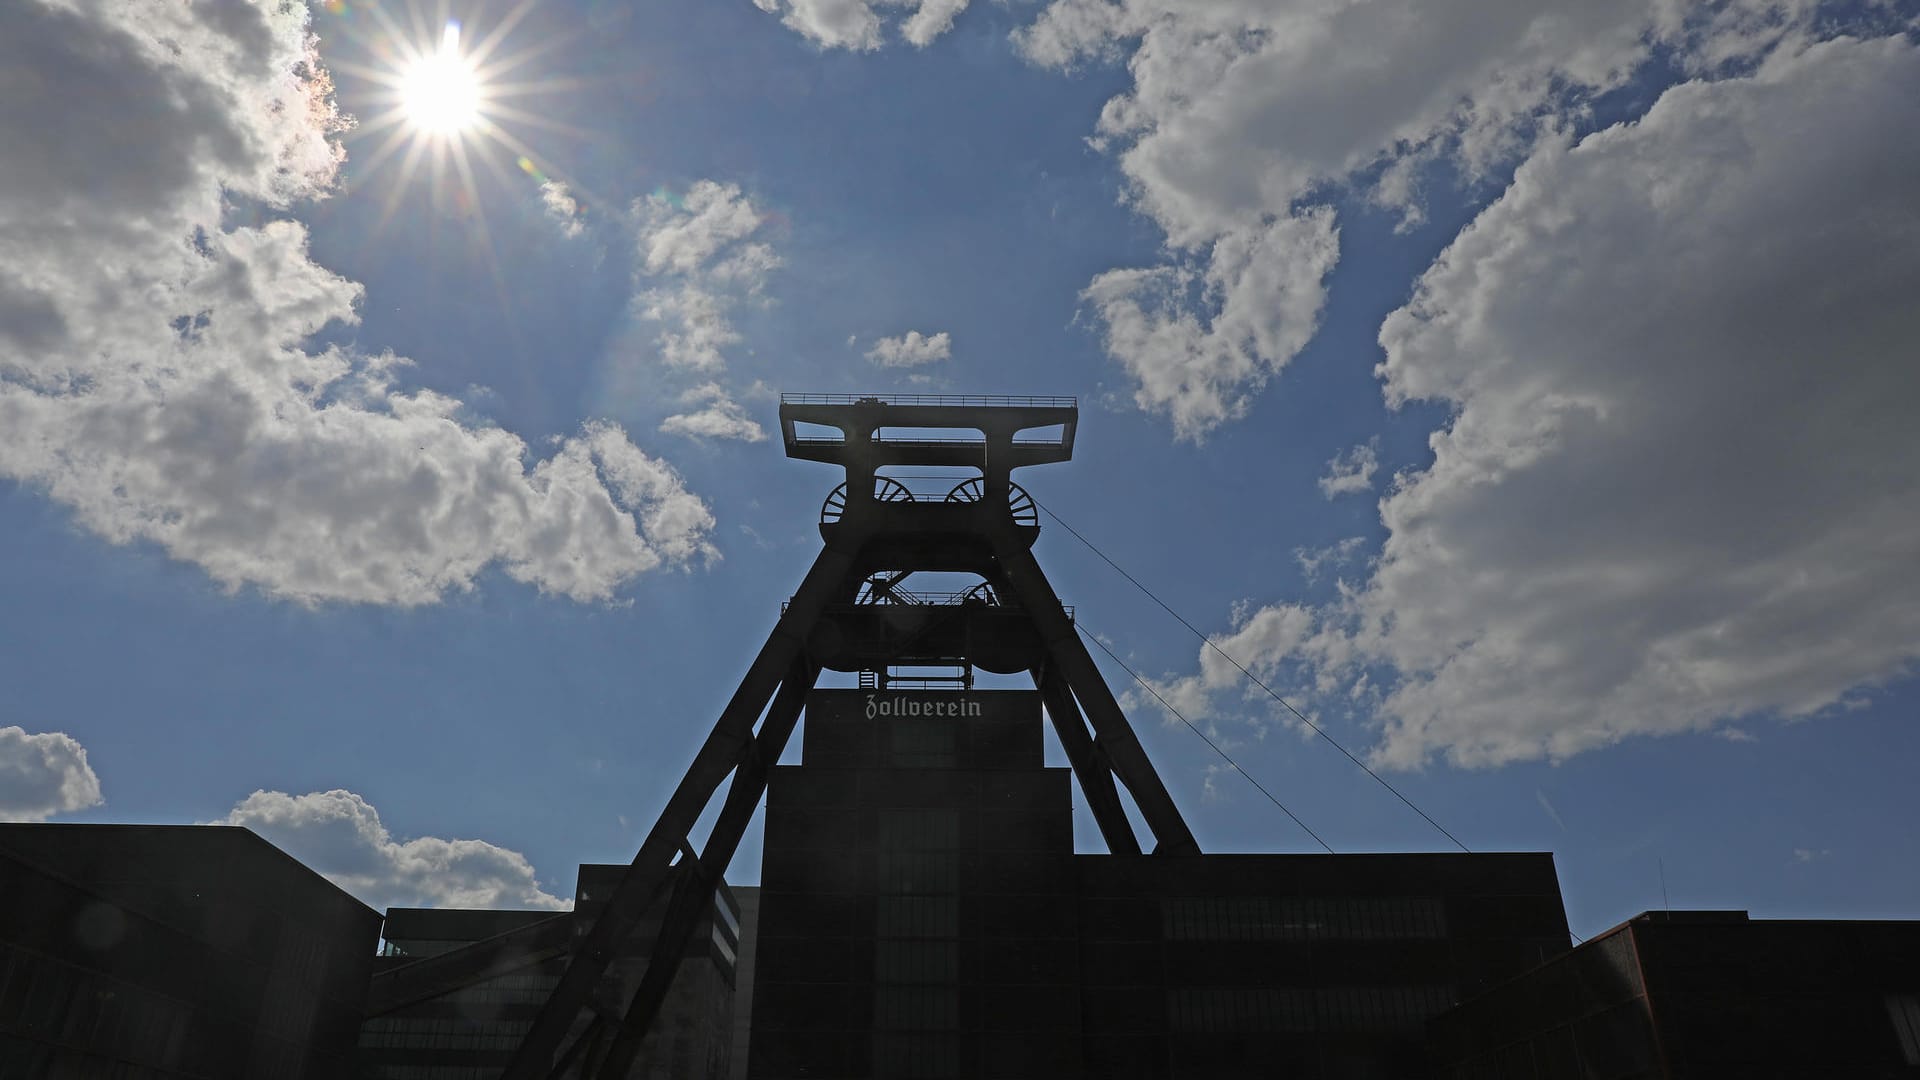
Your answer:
[322,0,604,287]
[309,0,616,365]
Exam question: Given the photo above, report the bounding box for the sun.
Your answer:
[399,23,483,136]
[325,1,595,255]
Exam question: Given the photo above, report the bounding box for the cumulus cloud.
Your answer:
[1019,0,1835,437]
[752,0,970,50]
[0,0,715,606]
[866,330,952,367]
[1153,35,1920,768]
[636,181,779,285]
[661,383,770,442]
[1136,603,1328,735]
[630,182,776,442]
[1083,210,1338,440]
[1318,441,1379,499]
[0,727,103,823]
[540,179,584,238]
[221,789,570,911]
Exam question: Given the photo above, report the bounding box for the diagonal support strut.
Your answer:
[1031,663,1141,856]
[502,532,866,1079]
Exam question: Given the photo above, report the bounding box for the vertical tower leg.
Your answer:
[990,527,1201,856]
[503,535,866,1079]
[1031,664,1141,856]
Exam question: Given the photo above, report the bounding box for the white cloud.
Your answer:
[638,286,743,372]
[1153,35,1920,769]
[1136,603,1327,732]
[636,181,779,285]
[1318,441,1379,498]
[0,727,103,823]
[221,789,570,912]
[753,0,970,50]
[661,383,769,443]
[866,330,952,367]
[901,0,969,46]
[0,0,715,606]
[1082,210,1338,440]
[540,179,584,238]
[1294,537,1366,584]
[1357,35,1920,768]
[1018,0,1833,438]
[629,182,779,441]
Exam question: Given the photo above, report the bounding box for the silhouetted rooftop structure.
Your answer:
[0,823,379,1078]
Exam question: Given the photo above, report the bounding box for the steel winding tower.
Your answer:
[504,394,1198,1077]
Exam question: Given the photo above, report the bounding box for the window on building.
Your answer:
[877,897,959,939]
[876,941,958,984]
[879,809,960,851]
[1162,896,1447,942]
[873,1032,961,1078]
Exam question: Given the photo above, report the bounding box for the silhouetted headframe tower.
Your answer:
[503,393,1197,1077]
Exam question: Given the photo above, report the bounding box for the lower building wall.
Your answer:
[1430,912,1920,1079]
[1076,853,1572,1080]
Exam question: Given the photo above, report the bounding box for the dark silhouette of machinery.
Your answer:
[502,394,1197,1078]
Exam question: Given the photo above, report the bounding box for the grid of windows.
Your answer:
[875,987,961,1030]
[877,897,959,938]
[358,1023,525,1051]
[874,1032,961,1076]
[1163,896,1447,942]
[889,722,958,768]
[872,808,962,1079]
[359,967,561,1076]
[1168,985,1456,1034]
[879,851,960,894]
[0,943,193,1067]
[879,809,962,850]
[359,1060,499,1068]
[876,941,959,983]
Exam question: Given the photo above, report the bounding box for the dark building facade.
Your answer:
[1076,853,1569,1079]
[1430,909,1920,1079]
[747,689,1571,1079]
[751,689,1082,1079]
[358,864,741,1078]
[0,823,381,1078]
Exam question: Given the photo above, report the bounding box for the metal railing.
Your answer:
[781,393,1077,408]
[783,594,1072,619]
[791,436,984,445]
[791,435,1066,447]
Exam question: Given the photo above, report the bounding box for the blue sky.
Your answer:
[1,0,1917,937]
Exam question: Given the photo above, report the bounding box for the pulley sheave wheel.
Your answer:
[857,572,915,605]
[944,479,1038,526]
[821,476,914,525]
[958,582,999,606]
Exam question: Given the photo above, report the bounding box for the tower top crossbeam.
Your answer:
[779,393,1077,474]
